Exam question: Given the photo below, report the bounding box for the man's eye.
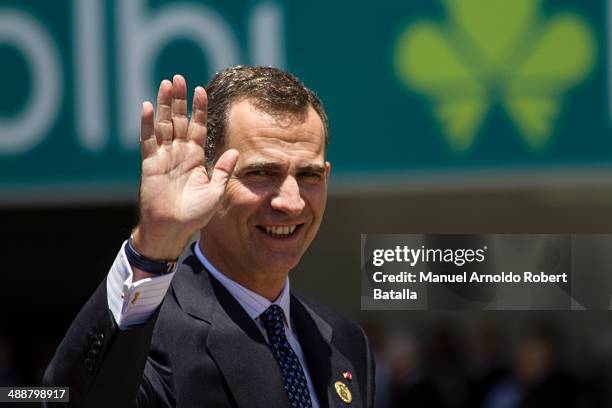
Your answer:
[247,170,270,177]
[299,172,322,180]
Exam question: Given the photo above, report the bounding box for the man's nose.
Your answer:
[270,176,305,215]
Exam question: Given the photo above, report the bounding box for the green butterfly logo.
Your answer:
[394,0,596,151]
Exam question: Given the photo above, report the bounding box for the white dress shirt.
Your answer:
[106,240,320,408]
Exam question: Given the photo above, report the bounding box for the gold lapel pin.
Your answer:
[334,381,352,404]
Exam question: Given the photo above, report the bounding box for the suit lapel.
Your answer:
[291,296,363,408]
[207,276,288,408]
[172,246,363,408]
[172,247,288,408]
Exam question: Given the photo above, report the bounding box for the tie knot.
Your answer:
[261,304,286,338]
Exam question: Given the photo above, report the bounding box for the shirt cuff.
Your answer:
[106,240,176,330]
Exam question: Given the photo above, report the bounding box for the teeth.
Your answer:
[263,225,297,237]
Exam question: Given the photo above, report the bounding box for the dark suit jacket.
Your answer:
[44,245,375,407]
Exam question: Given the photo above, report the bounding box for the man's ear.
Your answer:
[325,161,331,181]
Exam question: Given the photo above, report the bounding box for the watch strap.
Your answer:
[125,237,177,275]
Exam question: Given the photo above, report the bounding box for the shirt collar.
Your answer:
[194,240,291,328]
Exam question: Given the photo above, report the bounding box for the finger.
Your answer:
[171,74,188,140]
[154,79,173,145]
[140,101,157,159]
[187,86,207,146]
[210,149,239,192]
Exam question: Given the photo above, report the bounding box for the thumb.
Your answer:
[210,149,239,191]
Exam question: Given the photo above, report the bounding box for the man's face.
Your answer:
[202,99,330,281]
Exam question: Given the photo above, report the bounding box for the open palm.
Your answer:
[135,75,238,260]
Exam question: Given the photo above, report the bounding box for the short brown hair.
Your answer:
[204,66,328,169]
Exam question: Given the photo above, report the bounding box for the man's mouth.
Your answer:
[256,224,303,239]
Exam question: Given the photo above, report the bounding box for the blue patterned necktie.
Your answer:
[260,304,313,408]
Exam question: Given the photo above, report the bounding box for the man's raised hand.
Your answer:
[132,75,238,262]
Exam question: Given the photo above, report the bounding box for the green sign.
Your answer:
[0,0,609,202]
[395,0,595,151]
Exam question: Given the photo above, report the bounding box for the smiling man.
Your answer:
[44,66,374,408]
[202,98,329,300]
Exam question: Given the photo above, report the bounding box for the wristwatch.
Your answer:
[125,237,177,275]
